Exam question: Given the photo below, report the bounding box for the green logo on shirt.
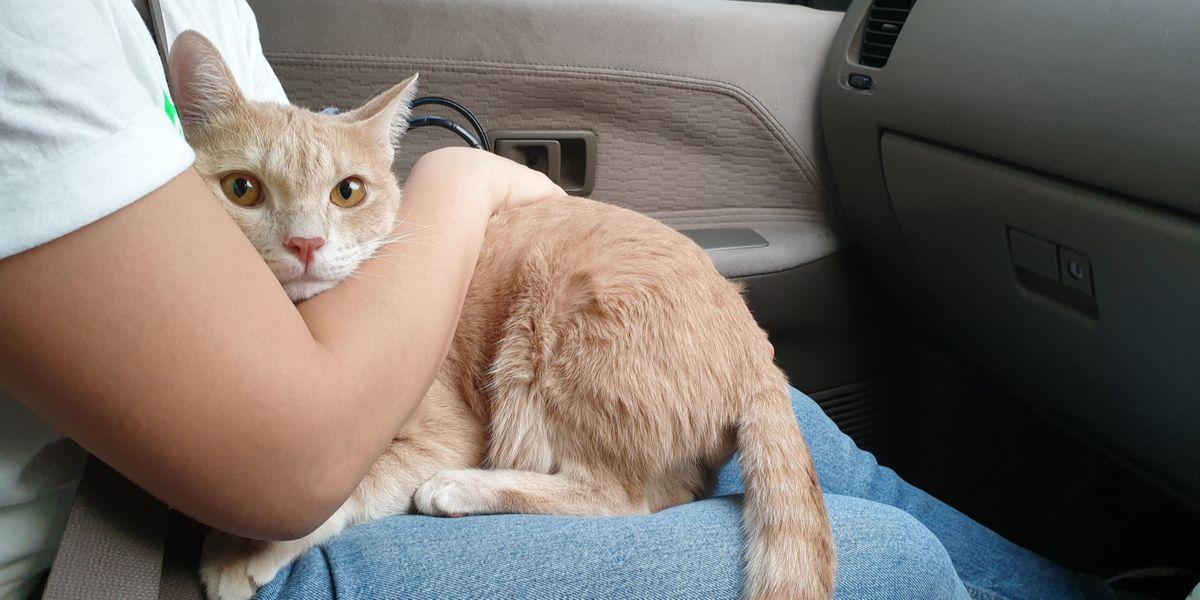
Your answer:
[163,90,183,137]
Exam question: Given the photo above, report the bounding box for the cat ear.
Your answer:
[167,30,246,130]
[340,74,420,148]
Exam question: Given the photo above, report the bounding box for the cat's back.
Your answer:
[481,196,721,287]
[465,195,755,360]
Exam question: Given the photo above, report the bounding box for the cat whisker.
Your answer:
[372,228,441,251]
[364,256,416,274]
[384,224,439,240]
[390,206,440,230]
[371,240,438,253]
[374,232,436,246]
[369,252,433,265]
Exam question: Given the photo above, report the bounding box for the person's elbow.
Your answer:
[187,386,381,541]
[183,371,414,541]
[209,450,365,541]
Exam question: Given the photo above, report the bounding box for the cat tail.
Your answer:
[736,385,836,600]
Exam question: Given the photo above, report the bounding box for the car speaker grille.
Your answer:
[861,0,916,68]
[811,380,896,464]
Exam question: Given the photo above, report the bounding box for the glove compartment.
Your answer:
[880,132,1200,502]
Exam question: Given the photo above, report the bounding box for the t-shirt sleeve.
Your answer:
[160,0,291,106]
[0,0,195,259]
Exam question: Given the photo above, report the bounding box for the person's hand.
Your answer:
[410,147,567,214]
[484,151,568,212]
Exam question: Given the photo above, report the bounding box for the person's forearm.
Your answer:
[290,150,501,490]
[300,149,497,390]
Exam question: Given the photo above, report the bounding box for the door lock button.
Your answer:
[848,73,875,90]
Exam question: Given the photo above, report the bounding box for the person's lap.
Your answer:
[255,389,1111,600]
[258,495,968,599]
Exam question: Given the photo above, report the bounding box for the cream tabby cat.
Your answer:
[170,31,834,600]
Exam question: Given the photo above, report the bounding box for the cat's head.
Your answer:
[168,31,418,301]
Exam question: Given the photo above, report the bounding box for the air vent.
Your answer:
[860,0,916,68]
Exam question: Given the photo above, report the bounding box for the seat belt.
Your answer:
[132,0,171,74]
[41,459,169,600]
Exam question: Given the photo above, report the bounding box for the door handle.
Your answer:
[491,130,597,196]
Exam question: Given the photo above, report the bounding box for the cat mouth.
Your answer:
[282,275,339,303]
[269,258,352,301]
[268,259,330,284]
[287,272,332,286]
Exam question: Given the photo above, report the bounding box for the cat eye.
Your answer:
[330,177,366,208]
[219,172,264,207]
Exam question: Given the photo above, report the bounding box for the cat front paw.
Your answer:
[414,470,496,517]
[200,532,289,600]
[200,560,257,600]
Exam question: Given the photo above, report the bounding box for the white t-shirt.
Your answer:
[0,1,287,597]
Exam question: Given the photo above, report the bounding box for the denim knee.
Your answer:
[826,495,971,600]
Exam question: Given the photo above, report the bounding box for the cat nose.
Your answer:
[286,236,326,271]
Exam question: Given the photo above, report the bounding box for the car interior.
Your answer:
[43,0,1200,598]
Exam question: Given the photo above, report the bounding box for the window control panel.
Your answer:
[1007,227,1095,298]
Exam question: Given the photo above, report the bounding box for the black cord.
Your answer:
[410,96,490,151]
[406,116,484,149]
[322,95,489,150]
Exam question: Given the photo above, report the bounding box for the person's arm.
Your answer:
[0,147,562,541]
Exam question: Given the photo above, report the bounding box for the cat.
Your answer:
[169,30,835,600]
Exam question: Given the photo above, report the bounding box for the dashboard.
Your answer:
[821,0,1200,506]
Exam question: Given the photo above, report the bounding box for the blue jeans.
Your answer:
[256,389,1113,599]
